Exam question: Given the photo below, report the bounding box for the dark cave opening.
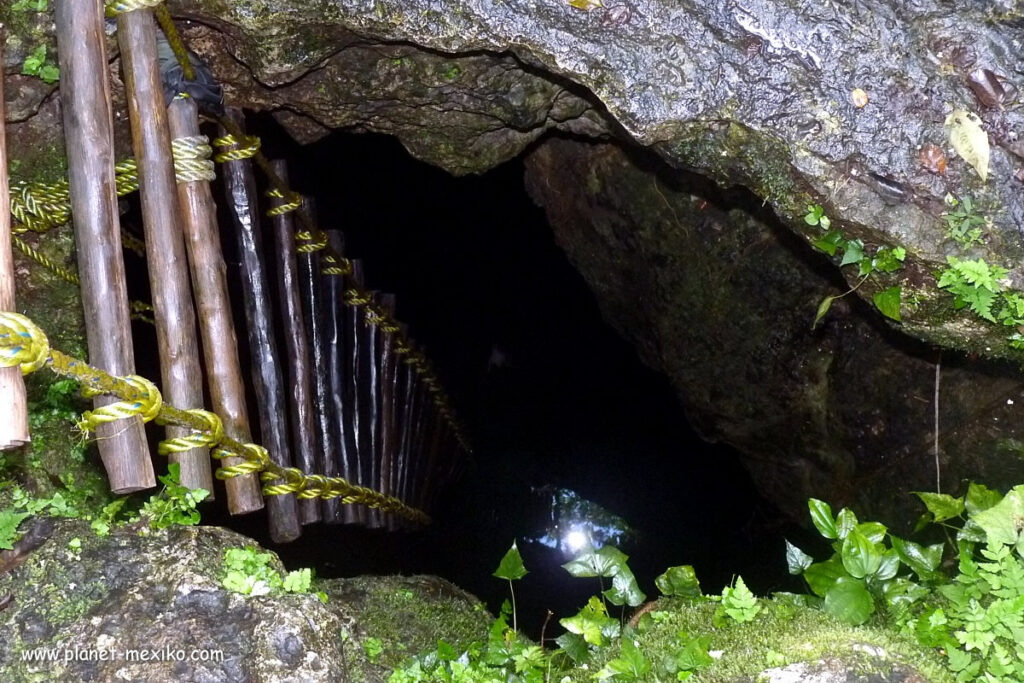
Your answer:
[135,116,823,638]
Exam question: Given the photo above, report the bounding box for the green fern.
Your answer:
[937,257,1006,323]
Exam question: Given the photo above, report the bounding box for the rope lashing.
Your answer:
[320,251,352,276]
[104,0,162,14]
[0,312,430,524]
[170,135,216,183]
[212,133,260,162]
[294,229,328,254]
[158,409,224,455]
[77,374,162,433]
[10,136,217,236]
[265,188,302,217]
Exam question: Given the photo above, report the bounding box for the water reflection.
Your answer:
[528,486,634,554]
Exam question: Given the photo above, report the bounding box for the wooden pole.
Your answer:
[296,199,342,524]
[0,28,29,450]
[54,0,154,493]
[366,291,384,529]
[167,98,264,512]
[393,325,416,530]
[324,230,359,524]
[378,293,399,530]
[349,262,381,528]
[116,8,210,495]
[218,108,299,541]
[343,261,367,526]
[269,168,319,525]
[395,327,419,528]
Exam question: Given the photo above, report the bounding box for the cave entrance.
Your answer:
[232,119,803,635]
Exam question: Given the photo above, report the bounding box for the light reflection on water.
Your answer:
[528,486,634,554]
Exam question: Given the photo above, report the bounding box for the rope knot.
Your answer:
[0,313,50,375]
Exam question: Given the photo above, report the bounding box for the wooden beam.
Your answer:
[54,0,154,492]
[167,97,264,513]
[0,27,29,450]
[324,229,359,524]
[218,108,299,541]
[116,8,210,494]
[296,199,342,524]
[269,167,320,525]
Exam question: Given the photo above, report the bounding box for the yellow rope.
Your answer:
[0,312,430,524]
[170,136,216,183]
[105,0,162,14]
[265,188,302,217]
[212,134,260,162]
[8,7,471,455]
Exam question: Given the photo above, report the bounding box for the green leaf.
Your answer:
[882,577,929,611]
[673,634,714,673]
[890,536,943,580]
[808,498,838,539]
[804,557,848,597]
[493,541,528,581]
[785,540,813,575]
[363,637,384,662]
[873,548,900,581]
[840,239,864,267]
[873,286,902,321]
[813,230,844,256]
[823,577,875,625]
[720,576,761,623]
[38,64,59,84]
[914,491,965,523]
[563,545,630,579]
[655,565,702,598]
[873,247,906,273]
[282,567,312,593]
[812,296,836,329]
[853,522,888,545]
[560,596,618,647]
[0,509,30,550]
[841,528,883,579]
[965,482,1002,516]
[835,508,858,540]
[805,205,825,226]
[21,45,45,75]
[597,638,651,681]
[972,485,1024,549]
[555,632,589,664]
[603,565,647,607]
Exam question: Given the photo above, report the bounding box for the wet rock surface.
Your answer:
[5,0,1024,521]
[164,0,1024,352]
[524,138,1024,522]
[0,518,490,683]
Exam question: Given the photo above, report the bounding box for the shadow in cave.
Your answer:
[200,117,819,638]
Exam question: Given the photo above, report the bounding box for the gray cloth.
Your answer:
[155,30,224,114]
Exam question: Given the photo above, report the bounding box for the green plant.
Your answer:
[138,463,209,530]
[787,498,919,626]
[785,484,1024,681]
[942,195,988,248]
[220,545,322,599]
[364,637,385,663]
[0,509,30,550]
[21,45,60,84]
[596,638,651,681]
[804,204,832,229]
[494,540,528,632]
[714,576,761,625]
[809,207,906,327]
[11,0,48,11]
[936,257,1024,349]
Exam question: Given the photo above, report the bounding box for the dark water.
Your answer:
[200,121,813,638]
